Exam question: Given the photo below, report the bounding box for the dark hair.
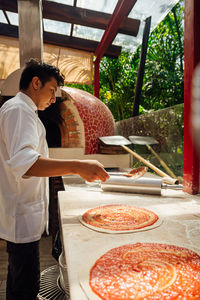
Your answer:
[19,58,65,90]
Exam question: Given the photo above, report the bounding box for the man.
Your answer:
[0,59,109,300]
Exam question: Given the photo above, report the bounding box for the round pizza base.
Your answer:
[79,206,163,234]
[79,242,200,300]
[80,265,101,300]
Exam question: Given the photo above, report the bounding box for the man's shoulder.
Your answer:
[1,93,31,113]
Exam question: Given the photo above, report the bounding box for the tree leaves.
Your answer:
[68,0,184,122]
[98,0,184,121]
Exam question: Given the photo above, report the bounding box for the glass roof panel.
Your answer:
[115,0,180,52]
[113,33,142,52]
[73,25,104,42]
[43,0,180,53]
[129,0,178,23]
[46,0,74,5]
[43,19,71,35]
[0,10,7,24]
[6,11,18,26]
[77,0,118,14]
[2,0,181,55]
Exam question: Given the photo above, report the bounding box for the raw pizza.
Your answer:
[80,243,200,299]
[79,204,161,233]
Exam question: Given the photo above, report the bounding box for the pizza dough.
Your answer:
[123,166,148,178]
[79,242,200,300]
[79,204,162,233]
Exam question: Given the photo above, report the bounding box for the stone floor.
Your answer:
[0,236,57,300]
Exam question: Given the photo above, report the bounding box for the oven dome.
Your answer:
[60,87,115,154]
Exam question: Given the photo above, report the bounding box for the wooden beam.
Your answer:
[0,0,17,12]
[43,32,121,58]
[95,0,137,61]
[0,23,18,38]
[0,0,140,37]
[0,23,121,58]
[42,0,140,37]
[183,0,200,194]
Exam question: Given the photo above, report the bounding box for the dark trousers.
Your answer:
[6,240,40,300]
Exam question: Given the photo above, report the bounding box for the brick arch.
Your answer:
[59,91,85,149]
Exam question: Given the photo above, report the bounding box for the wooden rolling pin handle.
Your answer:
[162,177,179,185]
[122,145,179,185]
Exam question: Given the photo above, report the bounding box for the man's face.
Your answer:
[37,77,58,111]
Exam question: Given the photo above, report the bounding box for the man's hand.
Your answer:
[25,157,110,182]
[77,160,110,182]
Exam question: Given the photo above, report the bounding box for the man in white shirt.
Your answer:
[0,59,109,300]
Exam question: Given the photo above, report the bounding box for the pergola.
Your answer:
[0,0,199,194]
[0,0,179,89]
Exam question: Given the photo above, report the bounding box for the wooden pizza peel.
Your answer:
[99,135,179,185]
[128,135,177,180]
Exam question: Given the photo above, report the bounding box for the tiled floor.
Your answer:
[0,236,57,300]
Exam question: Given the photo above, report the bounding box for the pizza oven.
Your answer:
[57,86,115,154]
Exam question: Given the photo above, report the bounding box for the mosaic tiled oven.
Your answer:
[59,87,115,154]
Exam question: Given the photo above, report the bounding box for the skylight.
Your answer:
[0,0,181,55]
[44,0,180,53]
[124,0,180,52]
[77,0,118,14]
[43,19,71,35]
[46,0,74,5]
[0,10,7,24]
[73,25,104,42]
[6,11,18,26]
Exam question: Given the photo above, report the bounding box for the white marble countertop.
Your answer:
[58,178,200,300]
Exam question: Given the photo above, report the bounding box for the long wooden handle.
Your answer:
[122,145,179,185]
[146,144,177,179]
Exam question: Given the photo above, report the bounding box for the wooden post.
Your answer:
[183,0,200,194]
[18,0,43,67]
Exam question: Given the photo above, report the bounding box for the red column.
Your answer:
[183,0,200,194]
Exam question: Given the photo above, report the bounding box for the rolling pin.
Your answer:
[101,176,183,195]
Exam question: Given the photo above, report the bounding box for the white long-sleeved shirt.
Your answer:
[0,92,49,243]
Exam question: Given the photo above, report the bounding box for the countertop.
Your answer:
[58,176,200,300]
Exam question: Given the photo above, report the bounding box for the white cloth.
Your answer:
[0,92,49,243]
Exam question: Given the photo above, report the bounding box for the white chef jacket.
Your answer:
[0,92,49,243]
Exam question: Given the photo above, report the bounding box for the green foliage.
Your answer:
[99,0,184,120]
[66,0,184,122]
[67,83,93,94]
[141,0,184,111]
[99,50,141,120]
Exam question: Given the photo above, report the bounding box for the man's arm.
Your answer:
[25,157,109,182]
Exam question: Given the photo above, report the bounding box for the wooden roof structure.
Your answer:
[0,0,140,58]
